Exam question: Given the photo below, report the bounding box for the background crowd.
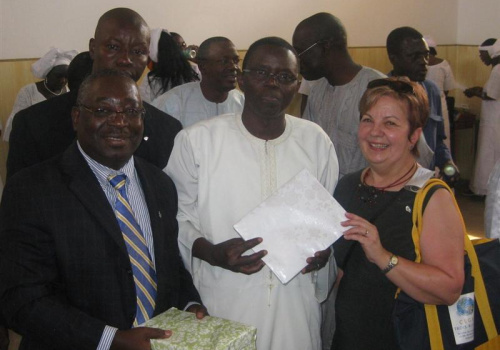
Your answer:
[0,5,498,350]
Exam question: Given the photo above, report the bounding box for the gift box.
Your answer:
[144,308,257,350]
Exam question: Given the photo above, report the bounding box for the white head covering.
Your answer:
[479,39,500,59]
[31,48,78,79]
[423,35,437,49]
[149,28,170,63]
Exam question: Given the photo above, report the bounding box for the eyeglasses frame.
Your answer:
[297,39,330,57]
[242,69,298,85]
[78,104,146,121]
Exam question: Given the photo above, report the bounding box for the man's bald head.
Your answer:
[94,8,149,41]
[196,37,234,61]
[90,8,150,82]
[292,12,349,80]
[294,13,348,51]
[196,37,240,97]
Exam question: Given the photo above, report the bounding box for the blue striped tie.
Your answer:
[108,174,157,325]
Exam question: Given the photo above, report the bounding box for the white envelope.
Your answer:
[233,169,346,284]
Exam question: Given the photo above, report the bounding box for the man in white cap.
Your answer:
[464,38,500,195]
[2,48,77,141]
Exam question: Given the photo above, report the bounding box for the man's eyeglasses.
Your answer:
[198,57,240,66]
[79,105,146,121]
[367,79,415,95]
[297,40,327,57]
[242,69,298,85]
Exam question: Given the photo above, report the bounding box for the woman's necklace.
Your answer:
[43,79,63,96]
[363,162,417,190]
[358,162,417,206]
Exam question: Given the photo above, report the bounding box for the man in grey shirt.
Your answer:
[293,12,385,178]
[293,12,385,350]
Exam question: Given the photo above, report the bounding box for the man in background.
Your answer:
[386,26,459,182]
[7,8,182,179]
[293,12,385,179]
[152,37,244,127]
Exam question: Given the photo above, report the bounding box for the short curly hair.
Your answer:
[359,77,429,156]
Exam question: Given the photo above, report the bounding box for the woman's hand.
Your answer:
[341,212,389,266]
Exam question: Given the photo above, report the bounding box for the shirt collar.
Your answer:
[77,141,136,186]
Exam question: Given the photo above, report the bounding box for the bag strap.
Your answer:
[411,179,447,350]
[466,238,497,340]
[405,178,498,349]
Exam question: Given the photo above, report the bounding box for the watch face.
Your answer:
[383,255,398,273]
[391,256,399,266]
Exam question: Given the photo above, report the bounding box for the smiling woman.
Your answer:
[331,77,465,350]
[359,78,429,165]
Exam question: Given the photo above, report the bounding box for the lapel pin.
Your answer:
[405,206,411,213]
[158,211,162,218]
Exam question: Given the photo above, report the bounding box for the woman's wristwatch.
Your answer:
[382,254,399,274]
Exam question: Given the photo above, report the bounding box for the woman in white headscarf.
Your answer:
[465,38,500,195]
[139,28,199,103]
[2,48,77,141]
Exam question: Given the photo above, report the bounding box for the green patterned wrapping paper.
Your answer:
[144,308,257,350]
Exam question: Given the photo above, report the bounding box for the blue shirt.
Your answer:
[78,142,153,350]
[421,79,452,169]
[387,72,452,169]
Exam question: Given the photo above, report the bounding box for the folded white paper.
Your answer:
[233,169,346,284]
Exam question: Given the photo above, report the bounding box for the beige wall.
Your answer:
[457,0,500,44]
[0,59,38,182]
[1,0,461,59]
[0,45,492,183]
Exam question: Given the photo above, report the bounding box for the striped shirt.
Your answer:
[77,142,154,350]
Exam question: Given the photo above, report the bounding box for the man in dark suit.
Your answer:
[7,8,182,180]
[0,70,206,350]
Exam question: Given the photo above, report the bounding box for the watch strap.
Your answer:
[382,254,398,274]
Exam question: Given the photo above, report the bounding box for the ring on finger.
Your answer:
[364,229,368,237]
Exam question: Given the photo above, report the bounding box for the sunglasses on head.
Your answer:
[367,79,415,95]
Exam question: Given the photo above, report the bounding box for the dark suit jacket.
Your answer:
[0,143,201,350]
[7,90,182,180]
